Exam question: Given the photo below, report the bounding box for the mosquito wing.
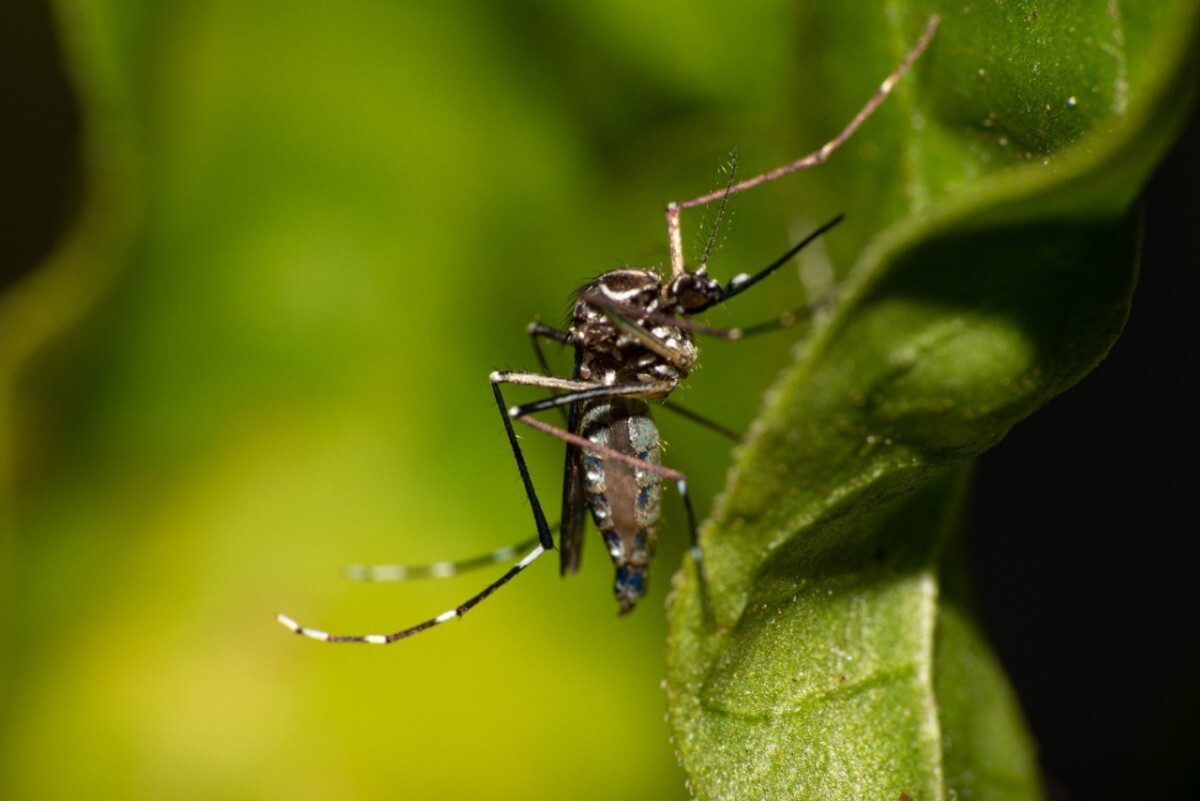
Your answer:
[559,347,587,575]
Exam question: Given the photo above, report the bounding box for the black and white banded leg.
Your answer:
[275,383,556,644]
[344,535,543,581]
[491,371,715,623]
[275,543,547,644]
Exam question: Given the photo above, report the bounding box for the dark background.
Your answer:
[968,100,1200,800]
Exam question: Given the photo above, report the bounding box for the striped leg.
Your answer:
[275,382,557,644]
[276,543,547,644]
[497,373,715,624]
[345,535,543,581]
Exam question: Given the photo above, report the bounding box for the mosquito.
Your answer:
[277,15,939,644]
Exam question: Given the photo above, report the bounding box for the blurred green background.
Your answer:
[0,1,891,798]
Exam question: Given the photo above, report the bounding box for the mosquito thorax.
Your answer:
[581,268,662,305]
[572,268,698,384]
[664,269,723,314]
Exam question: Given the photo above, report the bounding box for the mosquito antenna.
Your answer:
[697,149,738,275]
[718,213,844,304]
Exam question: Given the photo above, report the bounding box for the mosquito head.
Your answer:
[664,268,723,315]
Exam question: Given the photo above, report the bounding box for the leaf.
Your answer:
[666,3,1200,800]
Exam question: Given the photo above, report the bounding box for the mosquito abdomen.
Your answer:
[579,398,662,613]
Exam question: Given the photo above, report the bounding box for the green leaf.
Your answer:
[666,4,1199,799]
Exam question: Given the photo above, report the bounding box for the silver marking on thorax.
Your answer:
[598,284,648,302]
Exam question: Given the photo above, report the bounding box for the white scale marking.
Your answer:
[599,284,647,301]
[276,545,548,643]
[348,564,408,580]
[517,545,546,568]
[348,541,533,582]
